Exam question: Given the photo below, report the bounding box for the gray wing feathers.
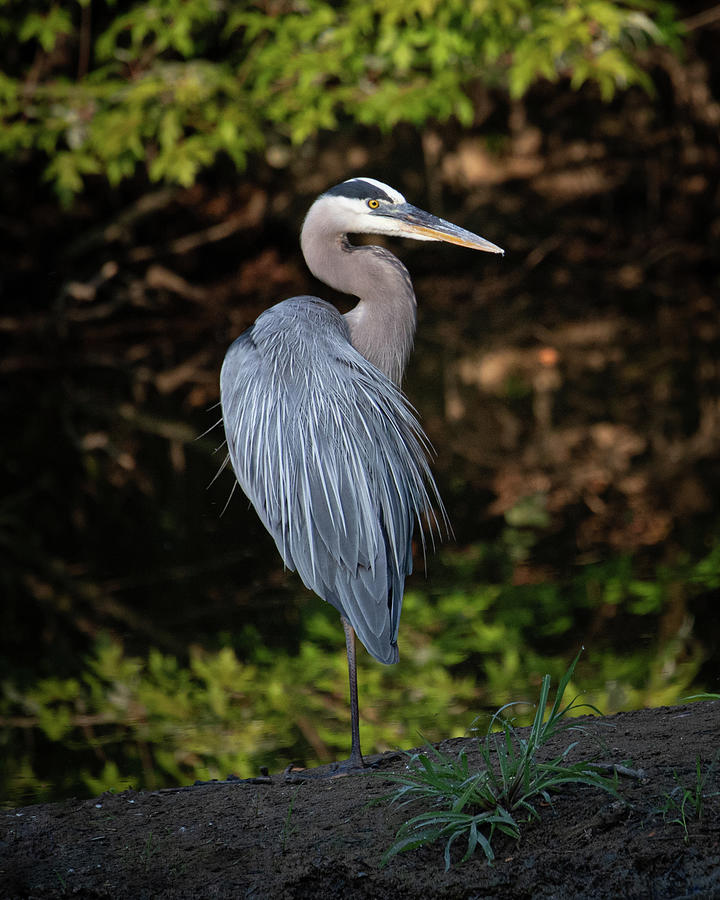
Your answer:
[220,296,443,665]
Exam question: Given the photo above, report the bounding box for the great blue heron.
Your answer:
[220,177,503,771]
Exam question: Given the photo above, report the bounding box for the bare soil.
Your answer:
[2,702,719,899]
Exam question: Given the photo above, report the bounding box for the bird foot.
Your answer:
[282,755,377,783]
[329,754,370,776]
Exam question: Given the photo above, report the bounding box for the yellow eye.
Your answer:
[367,199,380,209]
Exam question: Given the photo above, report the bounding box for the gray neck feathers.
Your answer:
[300,212,417,386]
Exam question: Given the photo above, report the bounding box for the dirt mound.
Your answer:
[2,702,719,898]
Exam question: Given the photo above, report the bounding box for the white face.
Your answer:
[305,177,504,253]
[314,178,430,240]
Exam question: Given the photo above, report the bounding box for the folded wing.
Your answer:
[220,296,443,664]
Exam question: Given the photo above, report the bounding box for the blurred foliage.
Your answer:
[1,0,717,814]
[0,0,680,202]
[2,534,714,807]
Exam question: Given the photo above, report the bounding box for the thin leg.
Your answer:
[341,615,365,769]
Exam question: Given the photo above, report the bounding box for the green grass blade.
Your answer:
[382,648,620,869]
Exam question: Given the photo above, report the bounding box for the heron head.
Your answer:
[312,177,504,255]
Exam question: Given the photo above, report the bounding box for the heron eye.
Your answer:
[367,199,380,209]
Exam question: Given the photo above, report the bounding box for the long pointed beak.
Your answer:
[389,203,504,255]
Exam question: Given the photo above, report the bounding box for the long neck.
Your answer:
[300,211,417,386]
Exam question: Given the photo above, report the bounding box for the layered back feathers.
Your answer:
[220,296,443,664]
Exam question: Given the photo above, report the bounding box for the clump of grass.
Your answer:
[280,786,300,853]
[140,832,159,872]
[382,650,619,869]
[657,752,720,843]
